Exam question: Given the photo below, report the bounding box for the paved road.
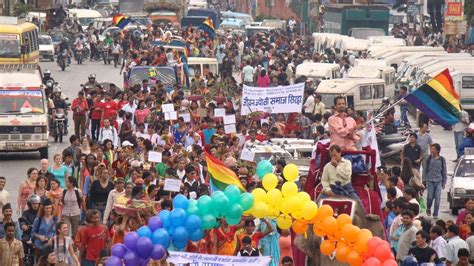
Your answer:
[0,60,460,222]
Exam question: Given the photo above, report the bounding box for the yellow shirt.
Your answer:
[0,238,24,266]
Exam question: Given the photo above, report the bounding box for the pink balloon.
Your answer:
[382,259,398,266]
[365,257,381,266]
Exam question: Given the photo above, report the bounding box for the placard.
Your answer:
[164,111,178,120]
[224,124,237,134]
[162,103,175,113]
[168,252,272,265]
[148,151,162,163]
[260,118,269,125]
[214,108,226,117]
[240,148,255,162]
[241,83,305,115]
[197,107,208,117]
[223,114,236,125]
[164,179,181,192]
[179,113,191,123]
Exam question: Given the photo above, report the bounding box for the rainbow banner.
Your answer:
[405,69,461,127]
[113,14,131,29]
[199,17,215,39]
[205,151,246,192]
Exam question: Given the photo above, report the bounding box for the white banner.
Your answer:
[361,121,382,168]
[167,251,272,266]
[241,83,305,115]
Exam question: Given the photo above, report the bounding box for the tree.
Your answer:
[465,0,474,26]
[13,3,31,18]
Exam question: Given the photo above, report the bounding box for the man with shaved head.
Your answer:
[38,159,55,189]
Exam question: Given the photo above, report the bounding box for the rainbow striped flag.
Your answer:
[113,14,131,29]
[199,17,215,39]
[405,69,461,127]
[205,151,246,192]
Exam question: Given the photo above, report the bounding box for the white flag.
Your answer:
[365,121,382,168]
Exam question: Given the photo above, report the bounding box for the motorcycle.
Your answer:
[75,43,84,64]
[44,80,55,96]
[52,108,66,143]
[58,50,68,71]
[102,44,112,65]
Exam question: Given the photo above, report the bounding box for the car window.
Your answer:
[455,160,474,177]
[373,84,385,99]
[359,85,372,100]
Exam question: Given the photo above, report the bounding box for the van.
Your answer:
[218,18,246,34]
[187,8,220,29]
[261,19,286,30]
[150,11,180,28]
[454,70,474,114]
[348,65,396,95]
[181,16,207,29]
[245,26,274,38]
[221,11,254,25]
[186,57,219,79]
[295,63,341,80]
[414,59,474,86]
[369,46,444,59]
[316,78,390,111]
[68,9,103,31]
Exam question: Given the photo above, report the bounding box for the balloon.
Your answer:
[335,243,350,263]
[197,195,213,216]
[280,197,291,214]
[137,226,153,239]
[365,257,381,266]
[227,204,243,219]
[226,215,241,225]
[202,214,217,230]
[170,208,187,227]
[358,228,373,239]
[239,193,254,211]
[374,245,392,262]
[186,205,199,216]
[136,237,153,259]
[276,214,292,229]
[212,191,225,199]
[224,185,241,204]
[336,214,352,229]
[151,228,170,249]
[173,194,189,210]
[297,192,311,202]
[347,250,363,266]
[262,173,278,191]
[366,237,383,257]
[302,201,319,220]
[256,160,273,178]
[321,216,338,236]
[212,193,230,217]
[340,224,358,243]
[124,250,138,266]
[124,232,139,250]
[320,240,336,256]
[281,182,298,197]
[139,258,150,266]
[313,224,326,237]
[251,202,269,218]
[188,199,198,207]
[189,229,204,241]
[314,205,334,221]
[106,256,122,266]
[172,226,189,243]
[286,195,300,214]
[267,189,283,208]
[148,216,163,231]
[251,188,268,203]
[158,210,171,228]
[382,259,398,266]
[283,164,299,181]
[291,220,307,234]
[186,215,202,232]
[173,240,187,250]
[111,243,127,258]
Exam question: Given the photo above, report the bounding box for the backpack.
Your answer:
[425,155,445,174]
[62,188,81,208]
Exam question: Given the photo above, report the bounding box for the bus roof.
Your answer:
[295,63,339,77]
[348,65,395,78]
[0,22,37,34]
[317,78,385,94]
[0,64,42,88]
[68,9,103,18]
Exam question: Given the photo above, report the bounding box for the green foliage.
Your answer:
[466,0,474,26]
[13,3,32,18]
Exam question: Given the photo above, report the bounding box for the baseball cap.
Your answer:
[122,140,133,147]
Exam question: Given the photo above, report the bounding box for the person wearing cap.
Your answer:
[0,203,21,240]
[103,177,125,225]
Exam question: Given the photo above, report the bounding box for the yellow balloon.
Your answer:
[280,197,291,214]
[297,192,311,202]
[252,202,269,218]
[286,195,300,214]
[262,173,279,191]
[267,207,280,218]
[267,189,283,209]
[283,164,299,181]
[251,188,268,203]
[292,207,304,220]
[302,201,319,221]
[276,214,292,229]
[282,182,298,198]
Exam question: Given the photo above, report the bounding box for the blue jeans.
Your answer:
[454,131,464,156]
[400,105,409,125]
[426,181,442,216]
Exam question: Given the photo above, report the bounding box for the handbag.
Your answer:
[409,171,425,191]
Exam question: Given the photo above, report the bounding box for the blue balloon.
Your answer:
[150,244,166,260]
[173,194,189,210]
[111,243,127,258]
[148,216,163,231]
[189,229,204,242]
[256,160,273,178]
[170,208,187,227]
[136,237,153,259]
[158,210,171,228]
[137,226,153,239]
[185,215,202,232]
[151,228,170,249]
[124,232,139,251]
[173,240,187,250]
[106,256,122,266]
[172,226,189,243]
[124,250,138,266]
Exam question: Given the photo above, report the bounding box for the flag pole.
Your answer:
[363,95,408,126]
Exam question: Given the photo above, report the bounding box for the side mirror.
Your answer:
[20,45,27,54]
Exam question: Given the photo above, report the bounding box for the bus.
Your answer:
[0,18,39,65]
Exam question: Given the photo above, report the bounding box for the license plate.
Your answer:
[6,141,25,147]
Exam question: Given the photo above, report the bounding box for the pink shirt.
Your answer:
[257,75,270,87]
[134,108,150,124]
[328,112,360,150]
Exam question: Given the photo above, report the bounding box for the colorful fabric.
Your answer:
[112,14,131,29]
[199,17,215,39]
[204,151,245,192]
[405,69,461,127]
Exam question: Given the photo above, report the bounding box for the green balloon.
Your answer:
[224,185,241,204]
[188,199,198,207]
[226,215,241,225]
[227,204,243,218]
[202,215,217,230]
[212,195,230,217]
[197,195,212,216]
[239,193,254,211]
[186,206,199,216]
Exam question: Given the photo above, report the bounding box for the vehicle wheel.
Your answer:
[61,62,65,71]
[58,124,63,143]
[50,57,54,62]
[54,135,58,142]
[39,147,48,159]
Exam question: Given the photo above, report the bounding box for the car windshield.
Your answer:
[128,67,176,88]
[0,34,20,58]
[38,37,51,45]
[455,160,474,177]
[0,90,45,114]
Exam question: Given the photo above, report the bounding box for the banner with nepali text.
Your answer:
[167,251,272,266]
[241,83,305,115]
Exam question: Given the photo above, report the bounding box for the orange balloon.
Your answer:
[354,240,368,254]
[320,240,336,256]
[358,228,373,239]
[340,224,358,243]
[292,220,308,235]
[321,216,338,236]
[374,245,392,263]
[336,214,352,229]
[314,205,334,221]
[366,237,383,257]
[313,224,326,237]
[335,243,351,263]
[346,250,363,266]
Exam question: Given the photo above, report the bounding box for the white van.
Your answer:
[454,70,474,114]
[382,51,448,71]
[414,59,474,87]
[369,46,444,59]
[348,65,396,95]
[68,9,103,31]
[295,63,340,80]
[184,57,219,79]
[312,33,342,53]
[316,78,390,111]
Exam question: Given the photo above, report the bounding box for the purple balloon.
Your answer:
[139,257,150,266]
[111,243,127,259]
[124,250,138,266]
[150,244,166,260]
[136,237,153,259]
[148,216,163,231]
[105,256,122,266]
[124,232,139,251]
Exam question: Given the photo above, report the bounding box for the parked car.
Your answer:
[448,149,474,214]
[39,35,55,61]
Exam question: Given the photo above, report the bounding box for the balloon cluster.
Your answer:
[252,160,319,233]
[312,206,396,266]
[186,185,254,228]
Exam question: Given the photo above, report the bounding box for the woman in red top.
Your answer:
[91,95,104,141]
[117,93,130,110]
[234,219,273,255]
[134,100,150,125]
[256,69,270,87]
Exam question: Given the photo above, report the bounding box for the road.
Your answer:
[0,59,460,222]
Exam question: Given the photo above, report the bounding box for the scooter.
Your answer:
[102,44,112,65]
[75,43,84,64]
[52,108,66,143]
[58,50,68,71]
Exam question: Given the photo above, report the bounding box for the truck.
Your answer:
[0,64,49,159]
[323,4,389,38]
[144,0,188,29]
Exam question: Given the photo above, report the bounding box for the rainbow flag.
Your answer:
[199,17,215,39]
[405,69,461,127]
[113,14,131,29]
[205,151,246,192]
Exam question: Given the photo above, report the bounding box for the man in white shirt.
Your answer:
[103,177,126,224]
[445,224,469,265]
[430,225,448,261]
[241,60,255,86]
[0,177,9,220]
[303,90,315,116]
[98,118,118,147]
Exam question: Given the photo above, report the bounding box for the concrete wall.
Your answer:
[235,0,298,20]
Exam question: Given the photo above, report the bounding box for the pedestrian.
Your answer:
[79,209,110,266]
[446,224,469,265]
[31,199,58,259]
[0,203,21,240]
[457,199,474,226]
[103,177,126,225]
[0,222,24,265]
[430,225,448,261]
[457,248,470,266]
[88,164,114,220]
[0,176,9,220]
[417,122,433,163]
[408,230,440,264]
[453,107,470,159]
[237,236,261,257]
[401,133,422,170]
[466,223,474,264]
[48,154,70,189]
[51,221,80,265]
[61,176,83,238]
[16,168,37,215]
[71,91,89,138]
[398,86,410,127]
[422,143,447,219]
[395,210,418,262]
